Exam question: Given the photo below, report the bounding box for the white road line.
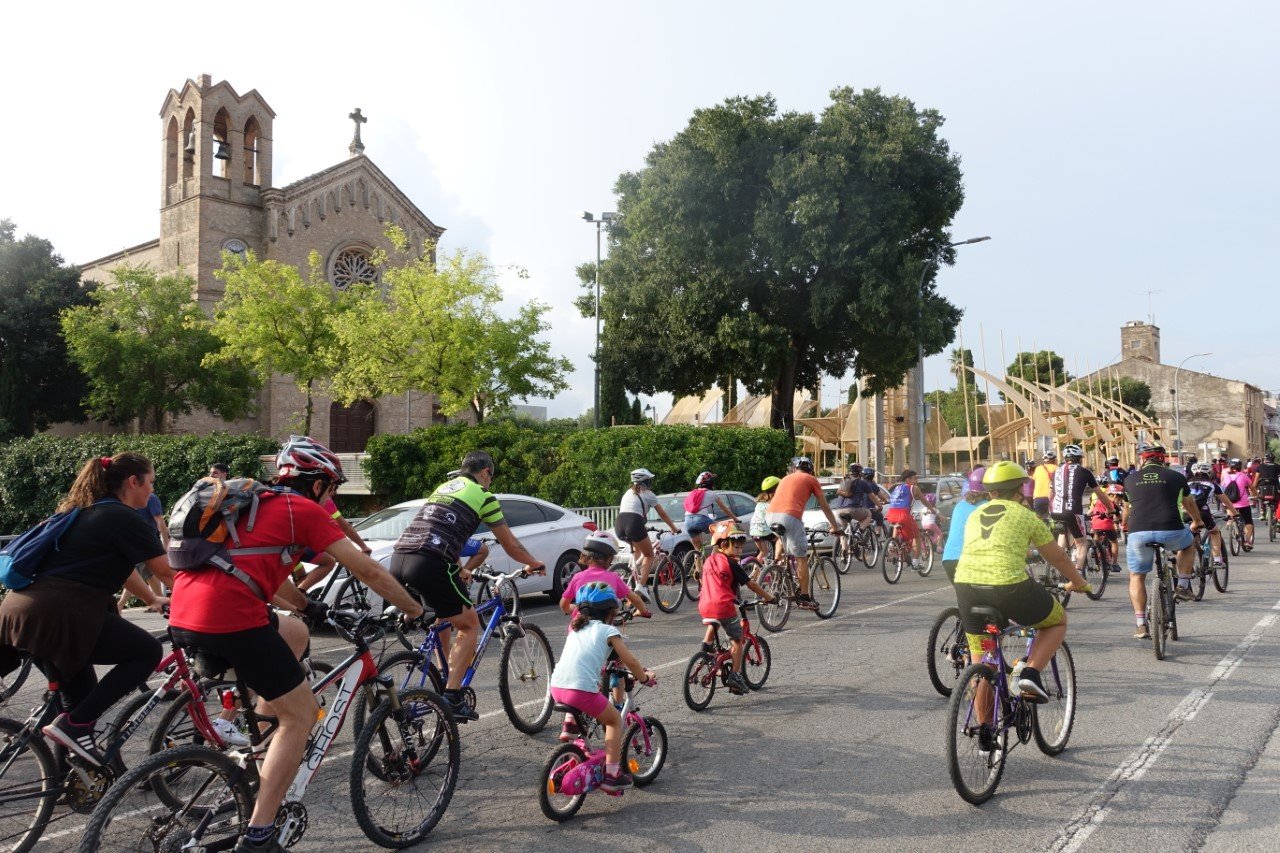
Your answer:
[1049,596,1280,853]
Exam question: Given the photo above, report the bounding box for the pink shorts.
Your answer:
[550,687,608,717]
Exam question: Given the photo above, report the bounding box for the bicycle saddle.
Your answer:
[967,605,1009,629]
[185,647,237,682]
[552,702,583,715]
[770,523,788,536]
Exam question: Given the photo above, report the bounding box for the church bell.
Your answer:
[213,139,231,161]
[184,131,196,156]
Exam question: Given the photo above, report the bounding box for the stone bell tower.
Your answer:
[158,74,275,309]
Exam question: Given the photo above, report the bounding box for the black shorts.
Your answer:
[953,578,1059,637]
[614,512,648,544]
[1193,509,1217,532]
[1236,506,1254,527]
[837,508,870,524]
[1033,498,1051,518]
[169,614,304,702]
[1092,528,1119,542]
[388,550,472,619]
[1050,512,1086,539]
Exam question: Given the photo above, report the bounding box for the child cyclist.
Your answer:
[749,476,782,565]
[549,582,656,792]
[699,522,775,695]
[1090,485,1123,570]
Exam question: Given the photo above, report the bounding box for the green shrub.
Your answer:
[0,433,278,534]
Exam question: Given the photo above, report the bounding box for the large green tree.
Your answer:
[210,250,351,434]
[1069,374,1154,418]
[581,88,966,435]
[1006,350,1072,387]
[332,232,570,424]
[60,266,259,432]
[0,221,92,437]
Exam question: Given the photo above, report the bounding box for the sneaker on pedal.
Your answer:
[726,672,748,695]
[42,713,105,767]
[444,694,479,722]
[1015,668,1050,704]
[234,835,285,853]
[1134,625,1151,640]
[1109,563,1121,574]
[635,586,651,603]
[212,717,250,747]
[1175,585,1196,601]
[600,768,634,792]
[977,725,1001,758]
[1212,559,1224,568]
[701,641,716,654]
[559,718,581,743]
[794,594,818,611]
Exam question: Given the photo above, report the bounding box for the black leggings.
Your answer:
[37,613,162,725]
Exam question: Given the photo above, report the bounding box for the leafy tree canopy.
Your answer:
[581,87,966,434]
[0,220,92,438]
[1006,350,1072,387]
[60,265,259,433]
[1069,374,1154,419]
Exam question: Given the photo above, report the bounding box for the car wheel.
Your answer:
[548,550,582,600]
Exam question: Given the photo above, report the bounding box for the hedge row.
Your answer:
[0,433,278,534]
[365,422,795,508]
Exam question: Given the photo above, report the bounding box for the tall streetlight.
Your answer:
[581,211,616,428]
[914,236,991,473]
[1173,352,1211,460]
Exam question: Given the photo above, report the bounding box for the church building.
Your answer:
[77,74,448,451]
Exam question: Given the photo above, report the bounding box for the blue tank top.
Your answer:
[888,483,914,510]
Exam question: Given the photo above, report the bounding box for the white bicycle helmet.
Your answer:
[1191,462,1213,476]
[276,435,346,483]
[1062,444,1084,459]
[792,456,814,473]
[582,530,619,558]
[695,471,716,487]
[630,468,655,484]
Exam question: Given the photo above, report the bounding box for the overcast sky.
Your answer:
[3,1,1276,419]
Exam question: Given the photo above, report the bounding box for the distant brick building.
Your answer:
[75,75,449,451]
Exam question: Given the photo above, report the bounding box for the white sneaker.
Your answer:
[910,559,921,570]
[212,717,250,748]
[635,586,651,602]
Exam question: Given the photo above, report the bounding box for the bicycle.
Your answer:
[77,609,459,851]
[833,517,880,574]
[926,607,967,697]
[882,519,930,583]
[912,511,938,577]
[538,661,665,821]
[1264,495,1278,543]
[1079,521,1112,602]
[1189,526,1218,601]
[1224,514,1245,557]
[945,603,1077,804]
[756,528,841,630]
[1144,540,1181,661]
[683,599,772,711]
[355,566,556,735]
[614,527,685,614]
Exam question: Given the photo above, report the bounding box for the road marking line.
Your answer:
[1050,596,1280,853]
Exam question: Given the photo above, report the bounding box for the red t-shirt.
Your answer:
[169,493,344,633]
[698,552,750,621]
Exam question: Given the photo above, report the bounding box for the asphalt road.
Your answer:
[14,535,1280,852]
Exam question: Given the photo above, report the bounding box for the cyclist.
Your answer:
[1187,462,1235,567]
[1089,485,1123,571]
[698,522,775,695]
[749,476,782,563]
[683,471,737,566]
[832,462,881,538]
[953,462,1089,712]
[765,457,842,610]
[613,468,679,600]
[941,468,989,582]
[0,453,170,767]
[1122,443,1203,640]
[1049,445,1115,575]
[390,451,546,722]
[1032,450,1058,518]
[167,437,425,853]
[1102,456,1127,486]
[548,582,656,793]
[863,468,892,535]
[1252,452,1280,527]
[885,470,927,570]
[1221,458,1255,549]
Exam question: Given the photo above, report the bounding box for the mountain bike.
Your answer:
[538,662,665,821]
[1224,514,1246,556]
[756,528,841,630]
[832,514,879,574]
[945,604,1077,804]
[613,527,685,613]
[1080,523,1111,601]
[355,567,555,735]
[683,600,772,711]
[1145,541,1181,661]
[1264,495,1278,543]
[883,519,931,583]
[77,610,459,851]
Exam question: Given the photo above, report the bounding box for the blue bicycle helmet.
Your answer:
[574,580,618,619]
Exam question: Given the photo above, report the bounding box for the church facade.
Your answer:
[77,74,448,451]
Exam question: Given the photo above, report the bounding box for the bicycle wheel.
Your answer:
[499,622,555,734]
[1167,580,1179,642]
[0,656,32,705]
[682,651,717,712]
[0,717,58,853]
[651,555,685,614]
[1193,547,1208,602]
[926,607,967,698]
[1270,511,1277,543]
[1229,524,1241,556]
[475,577,520,620]
[624,715,667,786]
[681,550,703,602]
[811,557,841,619]
[1149,581,1166,660]
[742,634,771,690]
[833,535,851,575]
[917,535,935,577]
[353,649,442,735]
[755,567,791,632]
[861,529,881,569]
[945,664,1008,805]
[78,744,253,853]
[1213,549,1230,593]
[351,688,460,847]
[1033,641,1077,755]
[883,540,904,584]
[336,574,374,613]
[538,743,589,821]
[1083,543,1108,601]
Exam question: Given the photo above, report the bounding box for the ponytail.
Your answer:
[58,452,153,512]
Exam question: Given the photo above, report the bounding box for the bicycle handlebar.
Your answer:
[471,566,536,584]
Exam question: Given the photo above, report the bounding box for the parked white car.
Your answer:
[315,493,597,610]
[611,490,760,567]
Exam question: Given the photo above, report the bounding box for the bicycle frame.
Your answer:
[400,587,512,694]
[554,664,652,797]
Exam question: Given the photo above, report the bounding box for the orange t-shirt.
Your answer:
[767,472,822,519]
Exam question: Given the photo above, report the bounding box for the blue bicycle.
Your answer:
[353,567,556,734]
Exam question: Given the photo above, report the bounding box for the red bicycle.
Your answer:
[682,600,772,711]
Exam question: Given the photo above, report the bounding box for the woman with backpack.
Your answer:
[683,471,737,563]
[0,452,172,766]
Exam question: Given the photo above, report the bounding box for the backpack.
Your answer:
[0,508,89,590]
[836,476,857,499]
[1224,478,1242,503]
[167,477,294,600]
[683,487,709,514]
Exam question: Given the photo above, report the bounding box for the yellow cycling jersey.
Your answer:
[953,498,1054,586]
[1032,463,1057,499]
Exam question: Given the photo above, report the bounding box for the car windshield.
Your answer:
[647,495,686,522]
[804,489,837,511]
[351,505,421,541]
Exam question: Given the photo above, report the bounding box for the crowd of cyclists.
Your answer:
[1,434,1276,847]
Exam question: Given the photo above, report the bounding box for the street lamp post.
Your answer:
[581,211,616,428]
[1173,352,1211,461]
[914,236,991,474]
